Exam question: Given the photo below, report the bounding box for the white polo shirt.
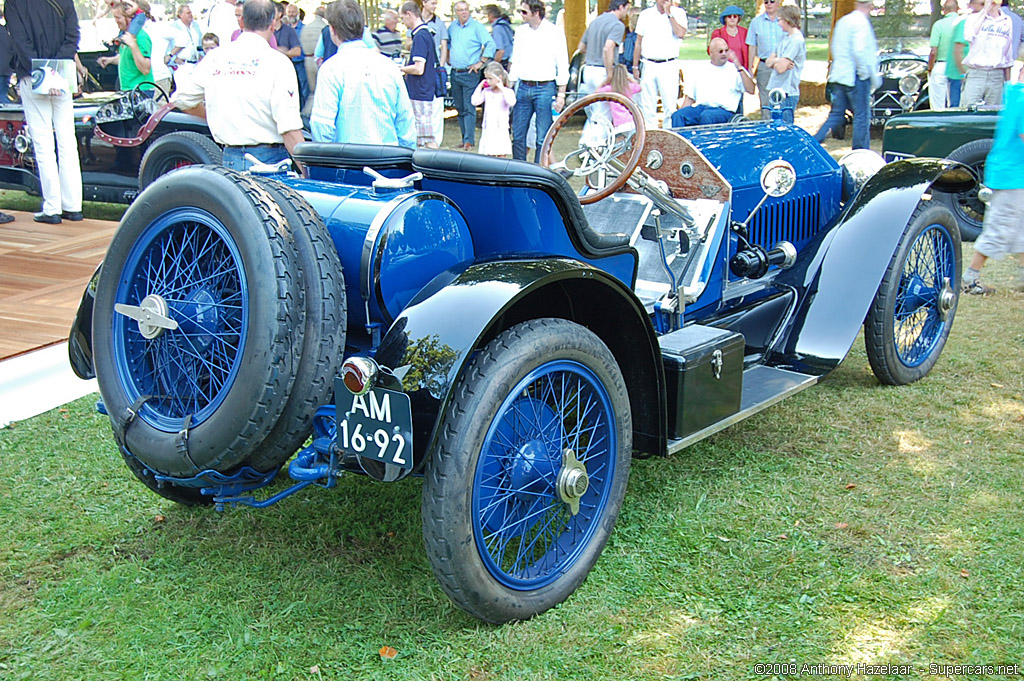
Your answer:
[635,5,687,61]
[172,32,303,146]
[509,20,570,86]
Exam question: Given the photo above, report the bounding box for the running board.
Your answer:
[666,365,821,454]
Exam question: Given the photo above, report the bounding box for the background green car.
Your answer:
[882,108,999,241]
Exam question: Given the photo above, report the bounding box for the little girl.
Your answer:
[471,62,516,157]
[596,64,642,133]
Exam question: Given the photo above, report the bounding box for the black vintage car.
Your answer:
[1,67,221,205]
[827,49,931,138]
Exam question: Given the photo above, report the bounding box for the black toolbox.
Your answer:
[660,325,745,439]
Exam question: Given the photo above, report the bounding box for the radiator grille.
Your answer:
[746,193,823,252]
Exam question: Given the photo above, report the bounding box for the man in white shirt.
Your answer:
[173,0,303,171]
[509,0,569,162]
[632,0,686,128]
[168,4,203,67]
[962,0,1015,106]
[670,37,753,126]
[205,0,240,48]
[577,0,630,143]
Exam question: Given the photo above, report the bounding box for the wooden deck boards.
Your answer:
[0,211,115,360]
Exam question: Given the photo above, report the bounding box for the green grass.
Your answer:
[0,189,128,222]
[1,246,1022,680]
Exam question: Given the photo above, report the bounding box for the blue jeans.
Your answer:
[948,78,962,107]
[293,60,309,110]
[222,144,290,172]
[512,80,556,162]
[814,77,870,150]
[670,104,733,127]
[451,69,481,145]
[775,95,798,124]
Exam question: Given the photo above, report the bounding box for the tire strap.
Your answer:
[112,394,155,450]
[175,414,199,470]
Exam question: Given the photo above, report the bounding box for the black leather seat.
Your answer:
[292,142,415,170]
[411,150,632,258]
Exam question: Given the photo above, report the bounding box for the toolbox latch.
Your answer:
[711,350,723,380]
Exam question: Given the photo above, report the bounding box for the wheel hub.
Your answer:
[509,439,558,504]
[177,286,220,352]
[938,277,956,321]
[901,273,933,312]
[114,293,178,339]
[557,449,589,516]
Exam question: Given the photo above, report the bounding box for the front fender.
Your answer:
[374,257,665,466]
[774,158,972,375]
[68,265,101,380]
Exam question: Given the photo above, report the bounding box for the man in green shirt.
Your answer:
[949,0,985,106]
[97,2,155,91]
[928,0,959,109]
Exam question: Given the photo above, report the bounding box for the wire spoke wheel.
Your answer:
[423,319,631,623]
[866,203,961,385]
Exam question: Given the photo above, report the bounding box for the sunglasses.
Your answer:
[519,8,530,14]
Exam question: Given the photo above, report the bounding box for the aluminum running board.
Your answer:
[666,365,822,455]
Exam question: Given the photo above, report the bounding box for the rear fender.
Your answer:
[69,265,101,380]
[773,158,972,375]
[373,258,666,468]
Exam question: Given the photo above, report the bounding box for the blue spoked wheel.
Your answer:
[865,203,961,385]
[423,319,631,623]
[93,166,305,481]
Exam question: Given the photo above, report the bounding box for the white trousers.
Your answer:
[928,62,948,111]
[19,78,82,216]
[639,59,680,128]
[432,96,444,146]
[580,64,612,145]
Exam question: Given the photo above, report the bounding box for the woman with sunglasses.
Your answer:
[709,5,748,71]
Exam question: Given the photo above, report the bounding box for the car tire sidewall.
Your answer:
[138,132,223,190]
[937,138,992,242]
[93,167,303,477]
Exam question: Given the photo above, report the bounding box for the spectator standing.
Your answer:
[399,1,439,148]
[1003,1,1023,59]
[961,78,1024,294]
[928,0,960,110]
[509,0,569,162]
[951,0,986,106]
[471,61,515,156]
[302,6,327,94]
[765,4,804,123]
[6,0,83,224]
[484,5,514,71]
[0,10,14,106]
[448,0,496,150]
[282,2,310,106]
[146,16,176,95]
[97,4,155,91]
[812,0,879,150]
[633,0,687,129]
[173,0,304,171]
[710,5,748,70]
[596,63,642,131]
[311,0,415,147]
[577,0,630,142]
[374,10,403,60]
[273,2,305,108]
[202,33,219,55]
[670,36,753,126]
[206,0,240,47]
[962,0,1014,106]
[745,0,784,118]
[168,5,203,68]
[620,8,639,75]
[422,0,449,145]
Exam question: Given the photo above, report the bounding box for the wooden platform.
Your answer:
[0,211,116,360]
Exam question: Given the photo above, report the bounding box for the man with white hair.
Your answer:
[373,9,403,59]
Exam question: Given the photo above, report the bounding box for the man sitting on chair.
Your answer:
[670,37,753,127]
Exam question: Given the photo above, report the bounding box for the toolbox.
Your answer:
[660,324,745,439]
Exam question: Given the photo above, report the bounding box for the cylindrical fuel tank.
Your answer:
[284,179,475,330]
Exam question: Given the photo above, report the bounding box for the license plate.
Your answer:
[336,384,414,469]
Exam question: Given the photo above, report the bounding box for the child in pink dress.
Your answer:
[471,62,516,157]
[596,64,642,133]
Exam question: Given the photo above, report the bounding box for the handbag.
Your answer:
[435,65,448,99]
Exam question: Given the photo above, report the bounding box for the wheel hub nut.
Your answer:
[557,449,589,516]
[939,277,956,320]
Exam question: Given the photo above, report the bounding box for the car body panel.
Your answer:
[881,108,999,162]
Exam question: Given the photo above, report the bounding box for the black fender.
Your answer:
[68,265,101,380]
[774,158,973,375]
[374,258,666,466]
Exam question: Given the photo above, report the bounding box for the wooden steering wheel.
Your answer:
[540,92,647,205]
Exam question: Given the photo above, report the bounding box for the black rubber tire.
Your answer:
[244,178,347,472]
[121,450,213,506]
[422,318,632,624]
[865,203,961,386]
[138,132,222,190]
[93,166,305,478]
[934,138,991,242]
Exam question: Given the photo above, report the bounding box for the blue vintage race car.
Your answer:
[68,93,971,624]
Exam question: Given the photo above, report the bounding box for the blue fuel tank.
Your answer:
[282,179,475,332]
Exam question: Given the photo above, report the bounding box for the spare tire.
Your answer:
[935,138,991,242]
[138,131,222,190]
[93,166,305,478]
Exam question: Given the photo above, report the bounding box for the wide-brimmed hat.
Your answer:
[719,5,744,23]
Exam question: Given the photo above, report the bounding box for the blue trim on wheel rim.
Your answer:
[472,360,616,590]
[113,208,248,432]
[893,222,955,368]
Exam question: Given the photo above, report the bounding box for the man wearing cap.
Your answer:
[710,5,748,70]
[577,0,630,141]
[632,0,686,128]
[745,0,783,119]
[813,0,879,150]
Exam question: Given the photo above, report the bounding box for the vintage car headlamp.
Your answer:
[838,150,885,203]
[978,186,993,205]
[899,74,921,95]
[899,94,915,110]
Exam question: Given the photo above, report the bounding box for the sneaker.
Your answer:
[962,279,995,295]
[33,212,61,224]
[61,211,84,221]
